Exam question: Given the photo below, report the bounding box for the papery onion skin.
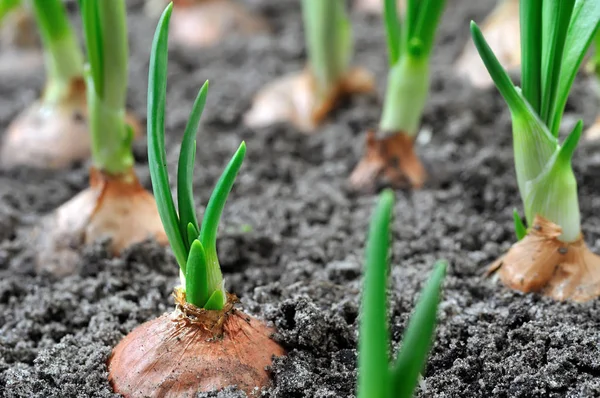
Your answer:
[108,293,285,397]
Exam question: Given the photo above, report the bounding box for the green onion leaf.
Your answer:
[31,0,83,104]
[539,0,575,127]
[357,189,394,398]
[513,208,527,241]
[470,21,528,116]
[204,289,226,311]
[147,2,187,270]
[199,142,246,303]
[391,260,446,398]
[177,81,209,248]
[520,0,543,112]
[302,0,352,92]
[411,0,446,59]
[549,0,600,136]
[383,0,402,65]
[185,239,209,308]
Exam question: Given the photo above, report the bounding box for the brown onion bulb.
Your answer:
[108,292,285,397]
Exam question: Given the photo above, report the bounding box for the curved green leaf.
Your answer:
[392,260,447,398]
[185,239,209,308]
[357,189,394,398]
[177,81,209,248]
[383,0,401,65]
[550,0,600,136]
[147,2,187,270]
[513,208,527,241]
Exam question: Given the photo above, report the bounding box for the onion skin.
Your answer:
[108,293,285,397]
[349,131,426,192]
[489,215,600,302]
[33,167,167,276]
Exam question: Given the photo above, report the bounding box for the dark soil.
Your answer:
[2,0,600,397]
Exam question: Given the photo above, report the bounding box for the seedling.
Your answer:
[0,0,87,168]
[350,0,446,191]
[472,0,600,301]
[145,0,267,48]
[33,0,165,276]
[455,0,520,88]
[0,0,140,170]
[108,4,284,396]
[244,0,374,133]
[357,190,446,398]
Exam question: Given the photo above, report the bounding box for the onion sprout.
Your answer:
[380,0,446,136]
[148,3,246,311]
[80,0,134,176]
[471,0,600,242]
[357,190,446,398]
[31,0,84,105]
[303,0,352,98]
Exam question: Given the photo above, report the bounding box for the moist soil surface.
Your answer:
[1,0,600,397]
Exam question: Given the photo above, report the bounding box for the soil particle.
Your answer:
[1,0,600,397]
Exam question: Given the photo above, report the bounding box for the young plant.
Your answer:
[473,0,600,301]
[144,0,267,48]
[350,0,446,191]
[244,0,374,133]
[0,0,88,169]
[357,190,446,398]
[33,0,165,277]
[108,4,285,396]
[455,0,520,88]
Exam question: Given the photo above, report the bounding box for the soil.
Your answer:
[1,0,600,397]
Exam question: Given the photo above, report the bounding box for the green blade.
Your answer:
[185,239,209,308]
[391,260,447,398]
[411,0,446,58]
[520,0,542,113]
[177,81,209,248]
[512,208,527,241]
[199,142,246,297]
[540,0,575,128]
[356,190,394,398]
[469,21,528,116]
[302,0,352,92]
[204,289,226,311]
[80,0,104,97]
[550,0,600,136]
[147,3,187,270]
[383,0,402,65]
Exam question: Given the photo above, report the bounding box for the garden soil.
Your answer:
[1,0,600,397]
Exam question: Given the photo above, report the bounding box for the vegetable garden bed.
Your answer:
[1,0,600,397]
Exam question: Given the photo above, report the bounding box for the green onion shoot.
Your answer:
[473,0,600,301]
[244,0,374,133]
[0,0,89,169]
[33,0,166,277]
[350,0,446,191]
[357,190,446,398]
[108,4,285,396]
